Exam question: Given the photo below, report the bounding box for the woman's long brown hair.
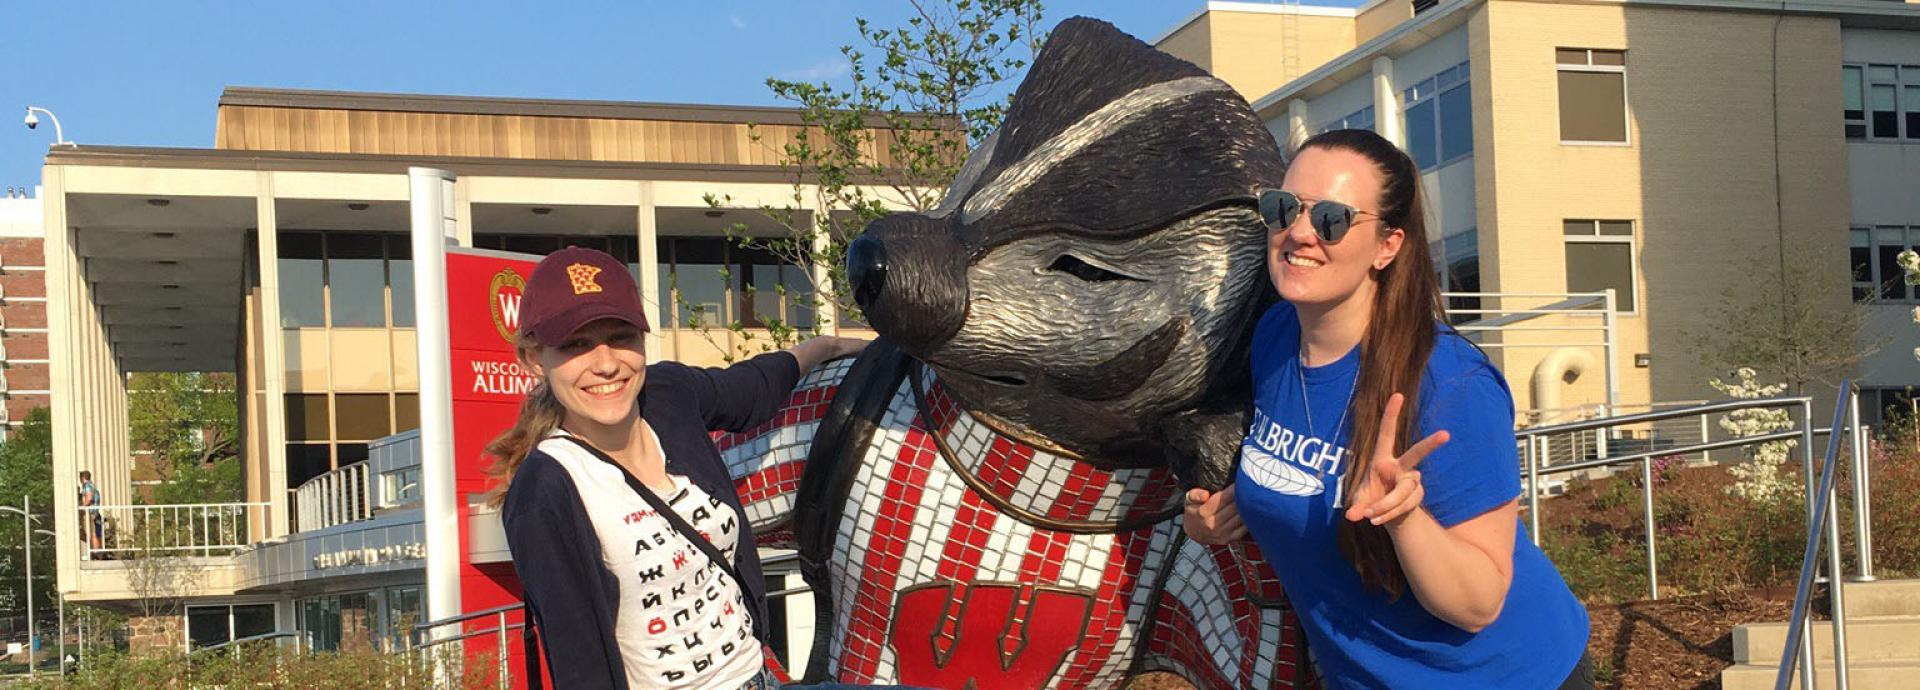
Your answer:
[1301,129,1446,599]
[483,333,567,508]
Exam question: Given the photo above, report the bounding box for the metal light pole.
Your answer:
[0,499,45,678]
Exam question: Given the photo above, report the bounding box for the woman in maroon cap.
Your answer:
[489,246,867,689]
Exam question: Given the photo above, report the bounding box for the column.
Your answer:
[1372,56,1403,148]
[635,182,664,357]
[1286,100,1311,154]
[255,174,291,538]
[43,166,78,591]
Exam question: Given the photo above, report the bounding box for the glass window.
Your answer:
[279,232,325,328]
[1406,99,1437,169]
[285,394,330,441]
[1441,230,1481,323]
[388,235,415,328]
[328,233,387,328]
[1877,236,1909,300]
[1555,48,1588,65]
[187,606,233,649]
[287,444,332,487]
[394,393,420,433]
[1871,83,1898,138]
[1590,49,1625,67]
[1438,82,1473,162]
[1566,241,1635,309]
[334,394,392,441]
[337,442,371,467]
[1844,65,1866,139]
[783,265,817,329]
[385,587,423,650]
[233,604,275,641]
[339,593,375,652]
[1559,70,1628,142]
[1597,220,1633,236]
[1906,85,1920,139]
[1851,228,1873,303]
[503,235,561,256]
[671,239,729,327]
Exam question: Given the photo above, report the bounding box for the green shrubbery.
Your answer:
[26,644,504,690]
[1537,427,1920,603]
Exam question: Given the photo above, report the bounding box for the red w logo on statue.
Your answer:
[889,583,1093,688]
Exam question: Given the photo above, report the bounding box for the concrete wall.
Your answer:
[1844,28,1920,390]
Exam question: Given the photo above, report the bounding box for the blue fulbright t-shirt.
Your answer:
[1235,302,1589,689]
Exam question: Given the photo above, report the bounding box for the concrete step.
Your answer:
[1721,660,1920,690]
[1734,617,1920,665]
[1845,578,1920,619]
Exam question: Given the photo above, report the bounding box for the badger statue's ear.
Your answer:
[949,17,1289,249]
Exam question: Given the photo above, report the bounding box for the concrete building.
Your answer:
[1158,0,1920,430]
[43,87,890,656]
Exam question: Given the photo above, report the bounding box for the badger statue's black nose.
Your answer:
[847,234,888,312]
[846,214,968,357]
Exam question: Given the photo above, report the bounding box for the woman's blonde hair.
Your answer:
[483,333,567,507]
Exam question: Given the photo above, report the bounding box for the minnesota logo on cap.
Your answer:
[566,263,603,295]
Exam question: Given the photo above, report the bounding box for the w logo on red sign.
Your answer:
[489,268,527,343]
[889,582,1092,689]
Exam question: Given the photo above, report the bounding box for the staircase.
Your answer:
[1721,579,1920,690]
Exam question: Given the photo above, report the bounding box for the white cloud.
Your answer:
[728,13,747,29]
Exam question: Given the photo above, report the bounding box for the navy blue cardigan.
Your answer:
[500,351,801,689]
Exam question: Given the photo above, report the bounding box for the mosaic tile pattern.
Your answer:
[725,361,1313,688]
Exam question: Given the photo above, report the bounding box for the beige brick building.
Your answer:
[1158,0,1920,427]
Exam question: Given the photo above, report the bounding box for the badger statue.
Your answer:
[717,18,1313,689]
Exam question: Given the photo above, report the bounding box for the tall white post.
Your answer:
[410,168,461,653]
[24,495,34,679]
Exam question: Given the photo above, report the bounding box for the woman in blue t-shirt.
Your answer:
[1183,129,1593,689]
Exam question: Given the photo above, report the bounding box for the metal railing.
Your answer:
[77,502,271,560]
[404,551,812,688]
[1776,382,1857,690]
[194,629,308,655]
[1518,395,1823,601]
[294,461,373,533]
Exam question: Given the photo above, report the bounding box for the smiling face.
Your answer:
[1268,146,1405,311]
[523,319,648,435]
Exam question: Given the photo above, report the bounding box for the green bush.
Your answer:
[28,644,506,690]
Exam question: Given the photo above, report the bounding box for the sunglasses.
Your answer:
[1257,188,1381,244]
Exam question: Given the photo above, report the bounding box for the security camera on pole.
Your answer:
[22,107,73,147]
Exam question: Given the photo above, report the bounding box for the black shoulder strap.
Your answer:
[522,602,544,690]
[557,435,747,592]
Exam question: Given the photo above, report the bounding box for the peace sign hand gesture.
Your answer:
[1344,393,1450,528]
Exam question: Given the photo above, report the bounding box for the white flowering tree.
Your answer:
[1711,367,1798,503]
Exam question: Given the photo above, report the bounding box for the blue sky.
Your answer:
[0,1,1365,190]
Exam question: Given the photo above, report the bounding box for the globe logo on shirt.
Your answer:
[1241,442,1326,497]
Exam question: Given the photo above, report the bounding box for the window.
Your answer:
[1432,230,1482,324]
[334,393,392,441]
[1859,386,1918,429]
[1563,219,1636,311]
[278,231,415,328]
[1402,62,1473,169]
[279,233,325,327]
[185,603,276,650]
[656,237,817,330]
[1849,63,1920,141]
[1557,49,1628,143]
[1317,106,1375,135]
[1852,226,1920,303]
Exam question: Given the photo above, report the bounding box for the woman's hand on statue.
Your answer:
[790,335,871,372]
[1344,393,1449,529]
[1183,485,1247,545]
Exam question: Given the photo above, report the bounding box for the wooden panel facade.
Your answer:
[216,103,901,168]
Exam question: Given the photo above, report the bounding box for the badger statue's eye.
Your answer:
[1046,254,1139,282]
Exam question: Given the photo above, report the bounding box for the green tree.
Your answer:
[1690,240,1880,395]
[688,0,1045,358]
[128,372,241,505]
[0,408,56,619]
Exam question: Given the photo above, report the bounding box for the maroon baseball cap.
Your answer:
[518,246,650,348]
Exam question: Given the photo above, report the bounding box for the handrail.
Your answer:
[1775,380,1855,690]
[194,629,305,654]
[1522,395,1809,437]
[1517,395,1818,601]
